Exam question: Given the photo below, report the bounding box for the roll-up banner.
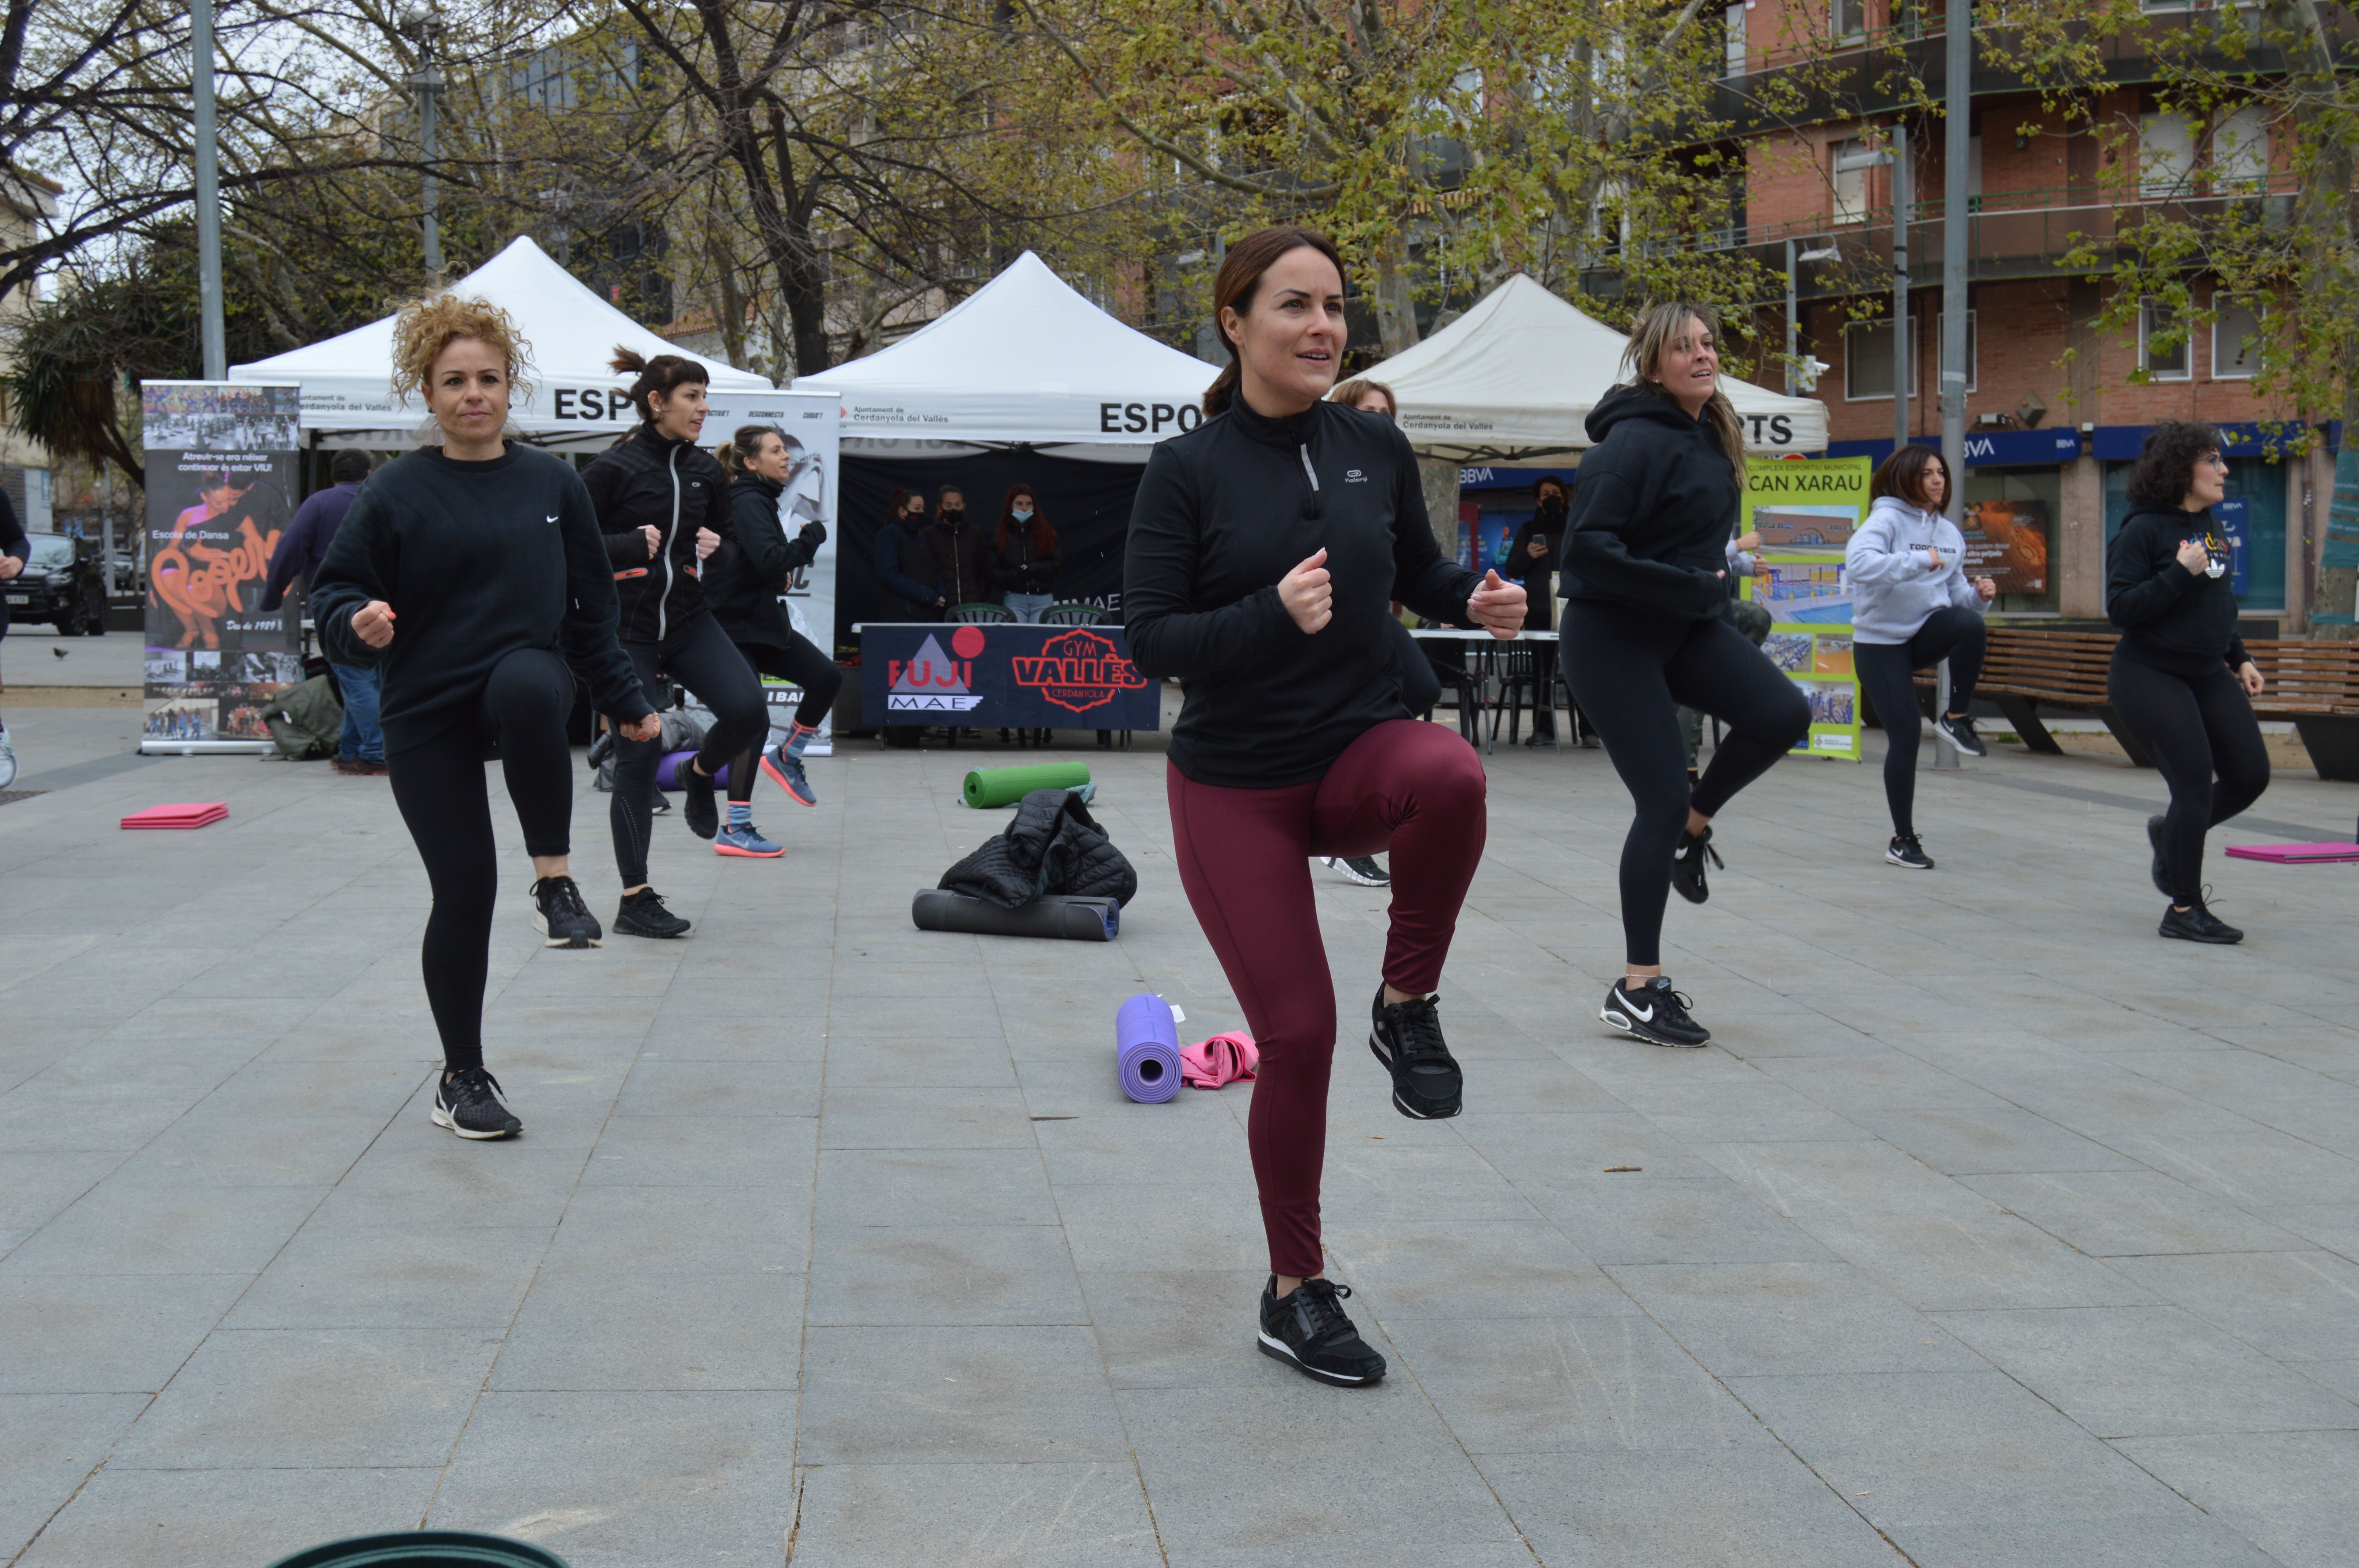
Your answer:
[1742,456,1870,763]
[137,381,305,755]
[698,390,842,754]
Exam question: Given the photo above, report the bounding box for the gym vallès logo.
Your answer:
[1012,628,1150,715]
[885,631,985,713]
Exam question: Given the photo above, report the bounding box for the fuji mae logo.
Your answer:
[885,630,985,712]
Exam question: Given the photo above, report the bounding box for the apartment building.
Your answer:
[0,165,61,530]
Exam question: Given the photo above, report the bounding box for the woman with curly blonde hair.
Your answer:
[311,293,661,1140]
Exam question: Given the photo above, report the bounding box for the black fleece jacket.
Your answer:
[1124,395,1483,788]
[582,423,732,643]
[2107,503,2251,677]
[311,445,653,755]
[1558,384,1741,620]
[708,474,827,650]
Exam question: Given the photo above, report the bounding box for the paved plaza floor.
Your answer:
[3,699,2357,1566]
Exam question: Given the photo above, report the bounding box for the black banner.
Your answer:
[861,621,1161,730]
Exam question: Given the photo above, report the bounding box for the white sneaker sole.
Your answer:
[431,1103,516,1140]
[1931,724,1986,758]
[1599,1003,1710,1049]
[1256,1330,1379,1386]
[1884,850,1934,870]
[531,912,601,948]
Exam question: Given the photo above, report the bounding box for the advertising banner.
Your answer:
[860,621,1161,731]
[138,381,304,754]
[1743,457,1871,762]
[701,390,841,753]
[1959,499,2050,593]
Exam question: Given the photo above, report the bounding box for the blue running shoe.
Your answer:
[714,822,785,858]
[760,741,818,807]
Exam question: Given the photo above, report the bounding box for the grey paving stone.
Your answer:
[1699,1139,1998,1220]
[2114,1431,2359,1568]
[1459,1110,1726,1183]
[797,1325,1130,1463]
[1751,1053,2002,1113]
[2109,1250,2359,1363]
[305,1140,591,1231]
[788,1462,1163,1568]
[13,1463,442,1568]
[0,1272,249,1394]
[1799,1210,2157,1312]
[1054,1179,1269,1273]
[1528,1177,1836,1267]
[223,1220,551,1330]
[1965,1169,2310,1256]
[815,1146,1057,1227]
[1033,1105,1254,1189]
[817,1085,1036,1149]
[2107,1126,2359,1209]
[1323,1219,1640,1321]
[807,1224,1085,1326]
[0,1394,148,1560]
[1077,1268,1277,1389]
[492,1269,798,1391]
[1850,1105,2144,1176]
[3,1178,323,1276]
[1885,1513,2283,1567]
[579,1108,817,1187]
[609,1056,821,1118]
[535,1182,809,1277]
[430,1390,796,1565]
[1608,1262,1984,1377]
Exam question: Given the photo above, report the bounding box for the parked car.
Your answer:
[5,533,109,635]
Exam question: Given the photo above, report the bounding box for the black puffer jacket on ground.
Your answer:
[939,788,1138,907]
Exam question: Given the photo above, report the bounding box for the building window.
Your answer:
[2139,111,2194,198]
[1841,311,1976,401]
[2214,104,2268,192]
[2141,301,2191,380]
[1833,0,1867,39]
[1723,2,1747,75]
[1831,138,1869,224]
[2212,297,2263,379]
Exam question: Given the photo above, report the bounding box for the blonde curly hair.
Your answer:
[391,292,536,404]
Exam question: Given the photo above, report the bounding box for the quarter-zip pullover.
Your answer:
[582,423,732,642]
[1124,396,1482,788]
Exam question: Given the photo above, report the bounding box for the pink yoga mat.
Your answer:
[2224,842,2359,864]
[121,802,229,830]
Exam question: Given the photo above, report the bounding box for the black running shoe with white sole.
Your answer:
[1321,855,1390,887]
[681,762,720,840]
[1934,713,1987,757]
[433,1067,522,1139]
[2147,813,2170,897]
[1670,825,1722,904]
[2159,898,2243,944]
[614,887,692,939]
[530,876,602,948]
[1258,1276,1386,1387]
[1599,976,1711,1047]
[1886,833,1934,870]
[1369,987,1462,1119]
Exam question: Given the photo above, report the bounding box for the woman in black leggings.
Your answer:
[1558,303,1810,1048]
[706,422,844,854]
[2106,421,2270,943]
[584,350,772,936]
[1848,445,1996,870]
[313,295,658,1139]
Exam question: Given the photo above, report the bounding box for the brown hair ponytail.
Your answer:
[610,345,709,424]
[1202,225,1349,417]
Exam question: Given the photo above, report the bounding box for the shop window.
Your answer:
[2212,297,2263,379]
[1962,466,2060,614]
[2140,301,2191,381]
[2139,112,2194,198]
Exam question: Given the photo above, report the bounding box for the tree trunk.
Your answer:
[1372,238,1420,358]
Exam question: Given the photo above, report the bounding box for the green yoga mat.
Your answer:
[266,1533,570,1568]
[963,762,1092,809]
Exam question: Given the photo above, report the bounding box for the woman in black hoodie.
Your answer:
[1560,303,1810,1049]
[2106,421,2268,943]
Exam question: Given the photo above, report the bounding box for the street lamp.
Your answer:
[1837,128,1910,458]
[1785,236,1840,395]
[399,7,446,278]
[191,0,225,379]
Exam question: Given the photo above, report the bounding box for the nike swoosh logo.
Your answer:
[545,514,560,523]
[1622,995,1654,1022]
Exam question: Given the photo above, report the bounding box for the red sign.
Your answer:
[1012,628,1151,715]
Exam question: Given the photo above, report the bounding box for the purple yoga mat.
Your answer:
[654,752,732,791]
[1116,993,1182,1105]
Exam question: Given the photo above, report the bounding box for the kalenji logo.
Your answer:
[885,632,985,712]
[1012,629,1150,715]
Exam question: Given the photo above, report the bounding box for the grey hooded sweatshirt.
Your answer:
[1846,495,1985,645]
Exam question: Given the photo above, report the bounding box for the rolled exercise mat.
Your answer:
[654,753,732,791]
[2224,842,2359,864]
[911,889,1119,941]
[963,762,1091,809]
[265,1529,573,1568]
[1115,992,1183,1104]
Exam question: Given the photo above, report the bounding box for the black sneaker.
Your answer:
[1934,713,1987,757]
[2147,814,2170,896]
[1368,987,1462,1119]
[529,876,602,948]
[2159,897,2243,944]
[1886,833,1934,870]
[433,1067,522,1139]
[614,887,692,939]
[1670,825,1723,905]
[1257,1276,1387,1387]
[1321,855,1390,887]
[1599,976,1711,1047]
[681,762,720,840]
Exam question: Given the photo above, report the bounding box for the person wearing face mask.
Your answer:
[874,490,944,621]
[2106,421,2270,943]
[1125,225,1525,1388]
[992,484,1061,621]
[922,485,1000,609]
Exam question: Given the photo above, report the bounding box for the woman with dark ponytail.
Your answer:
[1125,225,1525,1388]
[582,347,772,930]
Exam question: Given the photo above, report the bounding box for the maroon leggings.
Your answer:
[1167,719,1488,1277]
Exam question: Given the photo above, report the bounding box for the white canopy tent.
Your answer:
[228,235,773,448]
[1358,274,1828,461]
[792,251,1219,459]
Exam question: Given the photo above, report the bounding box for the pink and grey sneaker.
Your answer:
[760,734,819,807]
[715,821,784,858]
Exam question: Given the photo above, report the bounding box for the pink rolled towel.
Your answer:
[1180,1032,1258,1089]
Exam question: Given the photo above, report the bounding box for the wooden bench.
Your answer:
[1919,627,2359,780]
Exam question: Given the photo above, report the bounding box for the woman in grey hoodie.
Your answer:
[1847,445,1996,869]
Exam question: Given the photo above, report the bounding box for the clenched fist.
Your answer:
[1280,548,1333,634]
[351,600,396,649]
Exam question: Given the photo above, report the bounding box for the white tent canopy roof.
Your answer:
[1358,274,1827,460]
[229,235,772,443]
[792,251,1219,448]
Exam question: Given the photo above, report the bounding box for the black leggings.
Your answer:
[2107,654,2270,904]
[1561,599,1811,967]
[1853,606,1987,837]
[611,613,769,885]
[386,648,577,1074]
[727,633,845,802]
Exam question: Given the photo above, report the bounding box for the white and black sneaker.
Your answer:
[1369,987,1462,1119]
[1600,976,1712,1048]
[530,875,602,948]
[433,1067,522,1139]
[1258,1276,1386,1387]
[2146,813,2170,896]
[1670,826,1723,905]
[1934,713,1987,757]
[1886,833,1935,870]
[1320,855,1390,887]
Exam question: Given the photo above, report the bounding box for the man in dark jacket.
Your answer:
[921,485,1000,609]
[873,490,943,621]
[1504,474,1571,744]
[262,449,383,772]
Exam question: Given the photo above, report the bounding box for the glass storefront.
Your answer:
[2104,456,2288,613]
[1960,465,2062,613]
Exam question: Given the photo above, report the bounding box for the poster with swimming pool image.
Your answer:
[1743,457,1870,762]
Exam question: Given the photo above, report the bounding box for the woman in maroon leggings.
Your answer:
[1124,226,1525,1387]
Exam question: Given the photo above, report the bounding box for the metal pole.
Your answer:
[1934,0,1972,770]
[191,0,225,380]
[420,73,442,277]
[1891,121,1909,458]
[1785,238,1799,396]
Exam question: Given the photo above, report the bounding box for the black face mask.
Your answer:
[942,506,964,522]
[1537,493,1567,518]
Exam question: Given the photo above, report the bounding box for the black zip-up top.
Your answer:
[1125,396,1483,788]
[1558,383,1742,620]
[708,472,827,650]
[310,444,653,755]
[2108,503,2250,678]
[582,423,732,643]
